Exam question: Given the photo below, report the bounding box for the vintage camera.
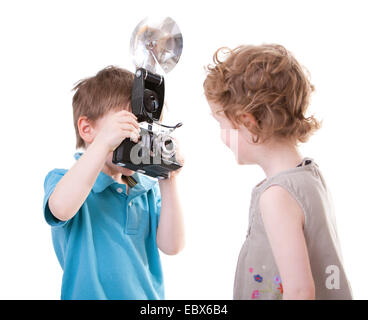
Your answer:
[112,67,182,179]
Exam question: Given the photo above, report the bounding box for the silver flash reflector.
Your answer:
[130,17,183,74]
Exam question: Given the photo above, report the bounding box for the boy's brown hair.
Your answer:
[203,44,320,143]
[72,66,134,148]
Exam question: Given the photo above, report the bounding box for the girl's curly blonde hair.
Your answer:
[204,44,320,143]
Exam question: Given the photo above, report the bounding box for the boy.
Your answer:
[43,66,185,300]
[203,44,352,299]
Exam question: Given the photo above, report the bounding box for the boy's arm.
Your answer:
[260,186,315,300]
[48,110,139,222]
[156,177,185,255]
[48,141,110,221]
[156,140,185,255]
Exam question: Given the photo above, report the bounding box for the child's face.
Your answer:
[208,101,258,165]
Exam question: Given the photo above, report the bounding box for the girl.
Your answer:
[203,44,352,300]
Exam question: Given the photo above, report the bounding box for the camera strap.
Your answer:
[122,175,138,188]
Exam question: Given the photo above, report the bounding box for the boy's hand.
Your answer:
[165,137,184,180]
[94,110,141,152]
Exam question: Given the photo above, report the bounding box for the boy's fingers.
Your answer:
[116,110,135,119]
[117,109,137,119]
[119,123,140,135]
[117,116,140,129]
[121,129,140,143]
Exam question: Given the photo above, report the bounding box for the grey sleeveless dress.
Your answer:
[233,158,352,300]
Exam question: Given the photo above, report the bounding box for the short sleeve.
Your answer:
[43,169,69,227]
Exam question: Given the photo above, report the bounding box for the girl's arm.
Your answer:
[260,186,315,300]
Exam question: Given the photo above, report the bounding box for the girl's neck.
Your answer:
[256,141,303,178]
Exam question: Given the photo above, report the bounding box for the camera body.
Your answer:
[112,68,182,179]
[131,68,165,123]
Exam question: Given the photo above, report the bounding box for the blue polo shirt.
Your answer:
[43,153,164,300]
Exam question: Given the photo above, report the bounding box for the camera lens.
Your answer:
[161,137,176,159]
[143,89,159,113]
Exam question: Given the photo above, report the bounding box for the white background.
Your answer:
[0,0,367,299]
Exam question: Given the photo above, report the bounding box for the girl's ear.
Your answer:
[239,112,257,130]
[78,116,95,145]
[239,112,260,143]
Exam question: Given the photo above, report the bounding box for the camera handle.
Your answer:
[144,110,183,133]
[153,121,182,133]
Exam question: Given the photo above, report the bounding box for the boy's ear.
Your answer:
[78,116,95,145]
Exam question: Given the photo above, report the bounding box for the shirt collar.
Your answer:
[73,152,157,194]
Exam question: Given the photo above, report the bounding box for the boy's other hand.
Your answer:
[94,110,141,152]
[165,137,184,180]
